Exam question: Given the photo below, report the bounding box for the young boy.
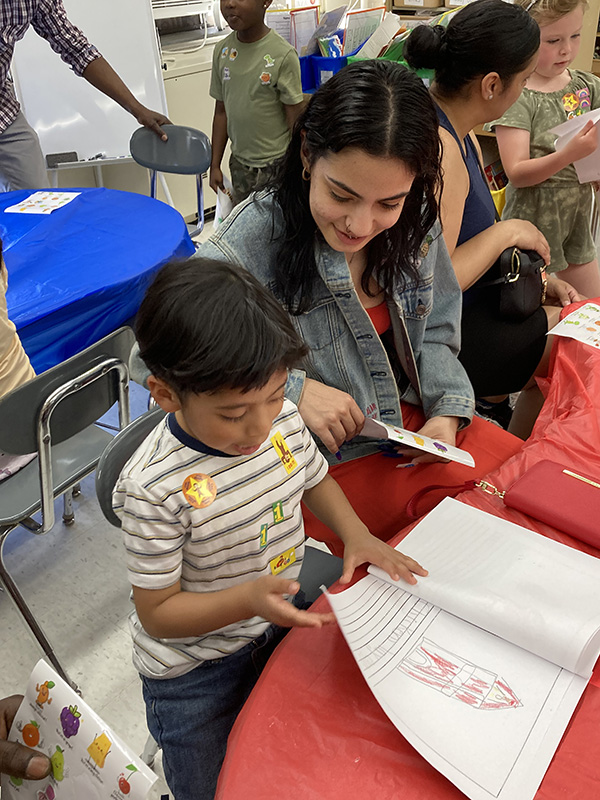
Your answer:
[114,258,426,800]
[209,0,305,206]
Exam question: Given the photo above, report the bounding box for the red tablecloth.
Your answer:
[217,319,600,800]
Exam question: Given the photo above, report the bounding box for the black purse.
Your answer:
[475,160,547,322]
[478,247,547,321]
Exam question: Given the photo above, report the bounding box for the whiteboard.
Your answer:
[11,0,168,161]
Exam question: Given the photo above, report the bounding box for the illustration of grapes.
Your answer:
[118,764,139,795]
[60,704,82,738]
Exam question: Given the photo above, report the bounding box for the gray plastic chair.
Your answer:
[129,124,212,238]
[0,326,134,691]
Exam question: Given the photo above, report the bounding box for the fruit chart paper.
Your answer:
[1,660,156,800]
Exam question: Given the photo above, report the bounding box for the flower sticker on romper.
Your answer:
[260,72,271,86]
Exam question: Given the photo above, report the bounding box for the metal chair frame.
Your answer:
[0,327,133,691]
[129,123,212,239]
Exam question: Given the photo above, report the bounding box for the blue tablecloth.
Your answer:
[1,187,195,372]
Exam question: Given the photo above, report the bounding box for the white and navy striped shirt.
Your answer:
[0,0,100,132]
[114,399,328,679]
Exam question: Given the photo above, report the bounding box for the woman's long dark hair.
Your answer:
[268,59,442,315]
[404,0,539,97]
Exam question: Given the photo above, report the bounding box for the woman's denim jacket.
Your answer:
[197,192,475,462]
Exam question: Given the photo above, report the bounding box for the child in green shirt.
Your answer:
[209,0,305,205]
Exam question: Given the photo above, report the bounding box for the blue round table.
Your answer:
[1,188,195,372]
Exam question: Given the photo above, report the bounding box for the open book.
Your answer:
[325,498,600,800]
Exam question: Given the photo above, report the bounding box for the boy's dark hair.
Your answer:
[404,0,539,98]
[267,59,441,315]
[136,258,308,396]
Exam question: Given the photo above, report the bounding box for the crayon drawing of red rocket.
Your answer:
[399,638,521,710]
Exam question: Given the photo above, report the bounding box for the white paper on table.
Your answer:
[361,417,475,467]
[4,191,81,214]
[550,108,600,183]
[324,497,600,800]
[0,660,156,800]
[547,301,600,350]
[355,12,401,59]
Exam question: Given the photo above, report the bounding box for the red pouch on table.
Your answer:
[502,460,600,548]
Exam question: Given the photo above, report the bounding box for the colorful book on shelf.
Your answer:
[325,498,600,800]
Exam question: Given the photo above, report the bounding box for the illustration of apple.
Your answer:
[60,704,81,738]
[22,720,41,748]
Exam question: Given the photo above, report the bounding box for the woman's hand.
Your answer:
[394,416,460,465]
[0,695,51,781]
[298,378,365,455]
[339,528,428,586]
[544,275,582,307]
[500,220,551,266]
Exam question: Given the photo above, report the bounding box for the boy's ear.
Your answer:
[147,375,182,413]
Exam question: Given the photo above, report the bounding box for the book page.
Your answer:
[550,108,600,183]
[326,576,587,800]
[369,498,600,675]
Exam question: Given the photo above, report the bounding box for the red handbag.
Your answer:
[407,460,600,549]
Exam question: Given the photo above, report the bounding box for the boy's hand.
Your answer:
[247,576,335,628]
[209,165,225,194]
[339,529,428,586]
[0,695,51,781]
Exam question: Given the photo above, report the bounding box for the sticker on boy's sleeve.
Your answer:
[270,546,296,575]
[223,66,230,81]
[221,46,228,58]
[264,54,275,67]
[229,48,238,60]
[270,432,297,474]
[182,473,217,509]
[259,71,271,86]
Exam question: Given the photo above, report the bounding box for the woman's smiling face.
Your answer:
[303,147,416,255]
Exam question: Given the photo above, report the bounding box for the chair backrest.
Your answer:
[0,327,135,455]
[129,125,212,176]
[95,407,166,528]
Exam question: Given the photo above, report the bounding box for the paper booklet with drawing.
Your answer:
[324,498,600,800]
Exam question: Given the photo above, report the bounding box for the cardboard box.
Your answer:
[393,0,443,9]
[444,0,476,8]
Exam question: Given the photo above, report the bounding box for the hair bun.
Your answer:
[404,24,448,71]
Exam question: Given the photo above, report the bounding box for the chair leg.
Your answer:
[63,489,75,526]
[72,483,81,498]
[0,528,80,694]
[140,733,160,767]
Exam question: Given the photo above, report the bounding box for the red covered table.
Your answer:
[216,320,600,800]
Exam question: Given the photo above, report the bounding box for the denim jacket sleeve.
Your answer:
[399,223,475,423]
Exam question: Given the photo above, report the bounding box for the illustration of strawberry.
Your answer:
[60,704,81,738]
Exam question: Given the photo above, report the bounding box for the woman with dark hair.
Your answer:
[197,59,523,552]
[405,0,579,437]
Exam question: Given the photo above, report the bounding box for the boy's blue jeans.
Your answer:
[141,622,290,800]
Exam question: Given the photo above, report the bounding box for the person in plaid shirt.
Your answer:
[0,0,170,191]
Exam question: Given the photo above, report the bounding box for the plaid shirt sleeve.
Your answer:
[30,0,100,75]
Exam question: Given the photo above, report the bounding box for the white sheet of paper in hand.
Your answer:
[550,108,600,183]
[0,659,156,800]
[547,301,600,349]
[361,418,475,467]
